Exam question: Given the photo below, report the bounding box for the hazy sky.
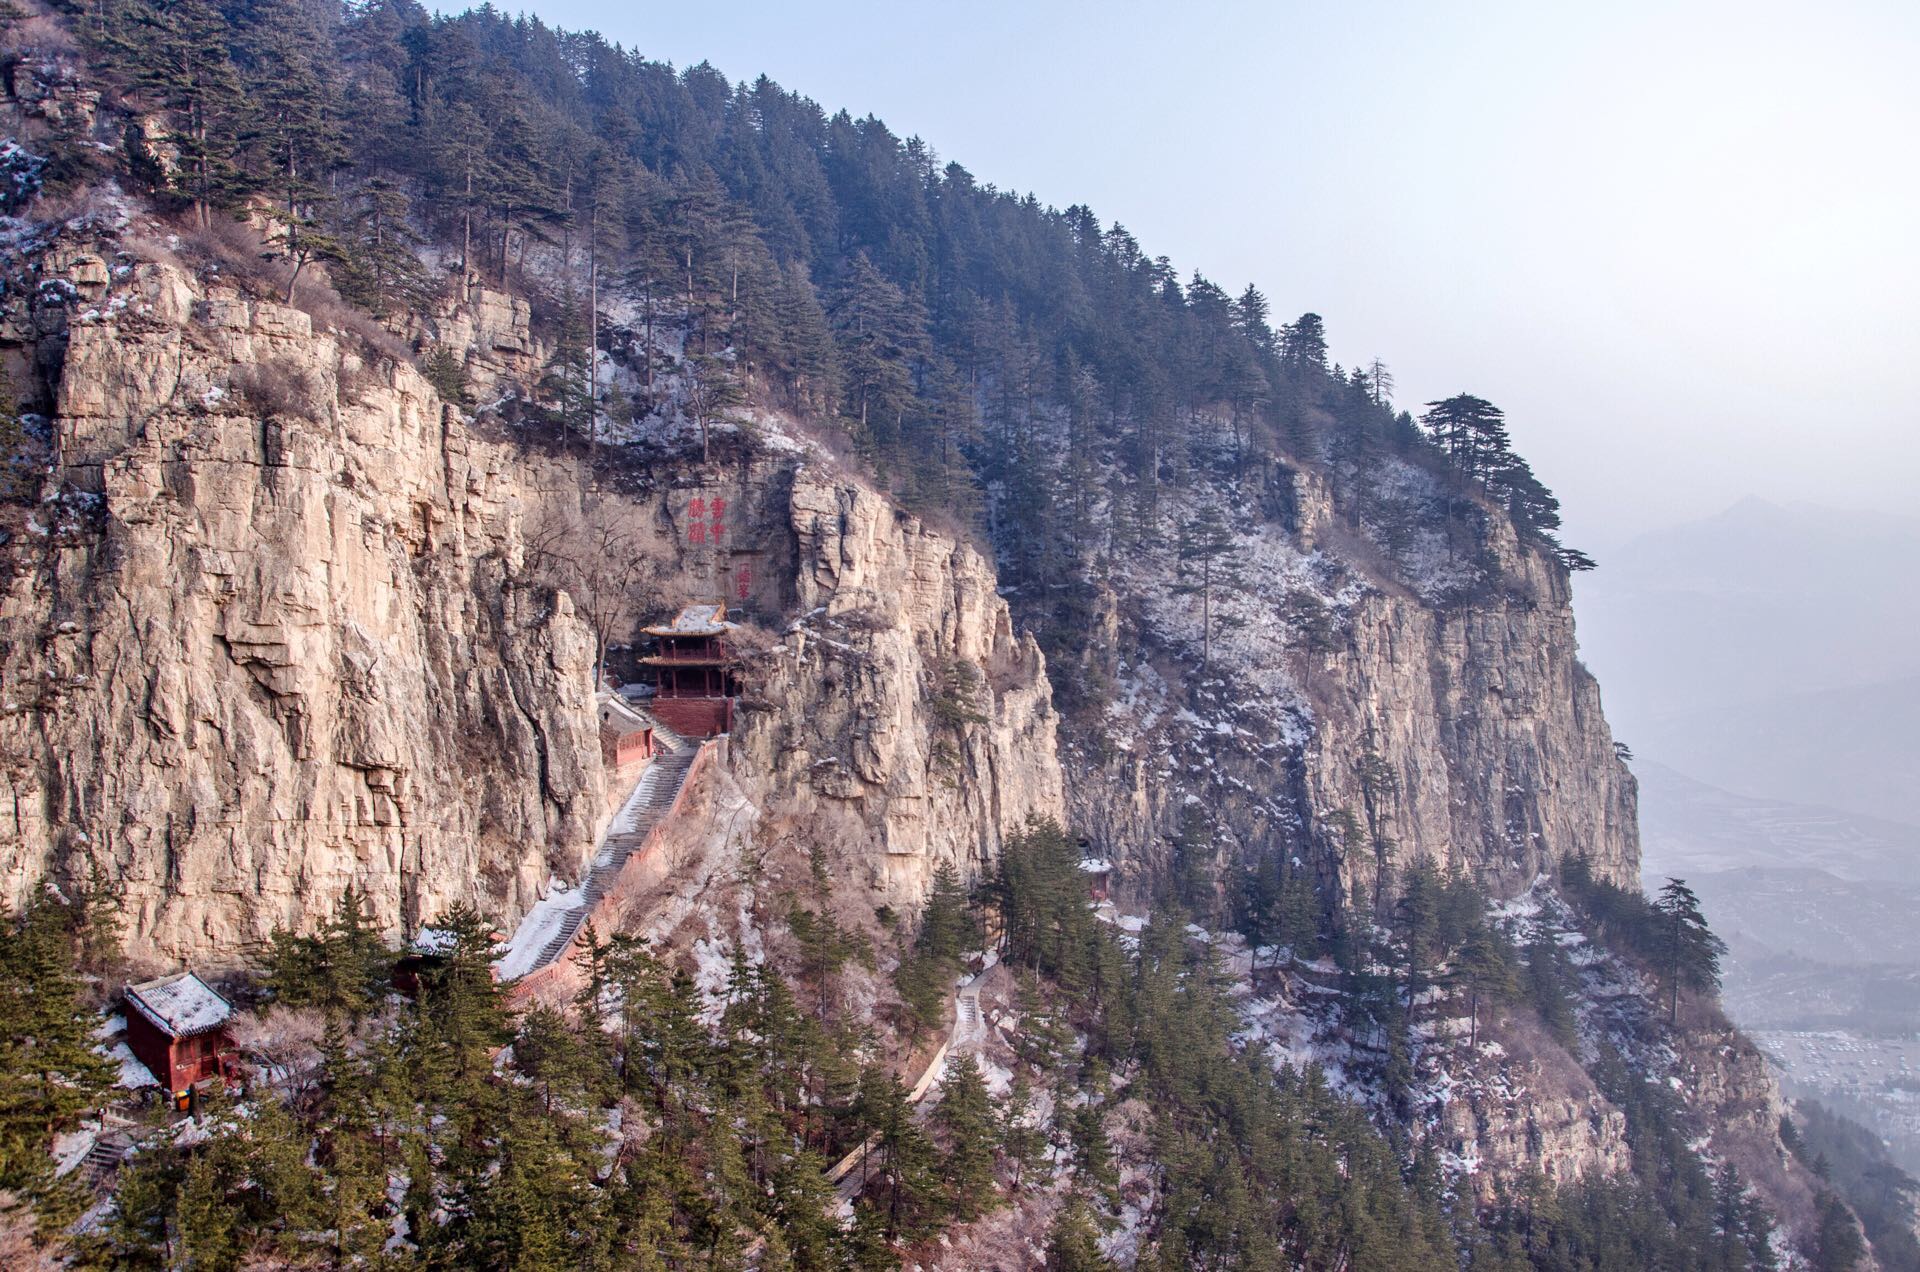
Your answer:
[490,0,1918,549]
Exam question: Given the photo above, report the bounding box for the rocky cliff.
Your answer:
[0,19,1856,1262]
[0,222,1060,963]
[738,474,1063,902]
[1058,456,1638,910]
[1,245,611,960]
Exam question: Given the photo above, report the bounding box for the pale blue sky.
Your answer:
[479,0,1919,548]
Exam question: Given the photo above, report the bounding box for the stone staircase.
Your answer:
[956,990,980,1037]
[527,719,697,972]
[83,1130,132,1184]
[645,712,693,757]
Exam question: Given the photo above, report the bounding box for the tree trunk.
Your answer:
[1201,555,1213,669]
[587,205,599,445]
[461,159,473,281]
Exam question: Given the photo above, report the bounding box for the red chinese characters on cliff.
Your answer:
[687,496,729,547]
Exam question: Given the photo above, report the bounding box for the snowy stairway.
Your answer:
[614,689,696,755]
[831,969,991,1204]
[527,747,695,971]
[644,712,694,756]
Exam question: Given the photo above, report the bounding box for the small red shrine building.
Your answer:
[1079,857,1115,903]
[642,602,738,737]
[598,697,654,769]
[123,972,236,1094]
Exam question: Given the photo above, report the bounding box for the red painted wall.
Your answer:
[124,1009,234,1092]
[649,697,733,738]
[124,1009,176,1090]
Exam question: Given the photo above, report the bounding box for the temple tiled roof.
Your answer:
[642,602,734,637]
[125,972,232,1039]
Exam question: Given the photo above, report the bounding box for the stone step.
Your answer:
[527,750,699,970]
[84,1135,129,1181]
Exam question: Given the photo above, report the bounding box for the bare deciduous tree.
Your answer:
[226,1006,330,1106]
[524,498,673,686]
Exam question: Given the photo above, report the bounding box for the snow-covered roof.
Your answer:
[642,602,734,637]
[597,693,653,734]
[1078,857,1114,874]
[411,927,456,955]
[124,972,231,1039]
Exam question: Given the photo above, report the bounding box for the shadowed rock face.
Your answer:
[1058,459,1639,912]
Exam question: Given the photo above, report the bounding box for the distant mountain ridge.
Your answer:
[1636,760,1920,883]
[1578,497,1920,824]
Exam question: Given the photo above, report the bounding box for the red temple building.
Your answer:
[123,972,237,1095]
[642,602,738,737]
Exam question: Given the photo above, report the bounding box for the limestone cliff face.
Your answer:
[0,227,1062,961]
[1060,460,1638,907]
[1298,478,1640,896]
[737,475,1064,901]
[1042,457,1647,1197]
[1,253,609,961]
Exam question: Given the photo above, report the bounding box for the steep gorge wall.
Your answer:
[1062,461,1638,905]
[738,475,1064,902]
[0,225,1063,963]
[1,252,611,961]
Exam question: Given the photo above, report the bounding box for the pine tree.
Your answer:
[1173,501,1245,670]
[1394,857,1441,1027]
[1278,870,1322,962]
[112,0,253,225]
[684,350,745,462]
[412,904,510,1087]
[1233,284,1276,355]
[458,1096,607,1271]
[1524,933,1579,1049]
[933,1053,997,1218]
[1237,855,1284,977]
[1456,928,1517,1048]
[1045,1194,1117,1270]
[1280,312,1329,373]
[232,0,347,300]
[424,97,493,282]
[828,253,930,453]
[312,1023,388,1267]
[1420,393,1511,482]
[790,906,867,1021]
[331,176,430,316]
[259,888,392,1022]
[999,1072,1045,1192]
[919,859,976,965]
[0,892,114,1193]
[66,858,124,975]
[855,1062,938,1239]
[515,1001,610,1115]
[1654,878,1726,1025]
[1069,1101,1118,1200]
[1812,1188,1866,1271]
